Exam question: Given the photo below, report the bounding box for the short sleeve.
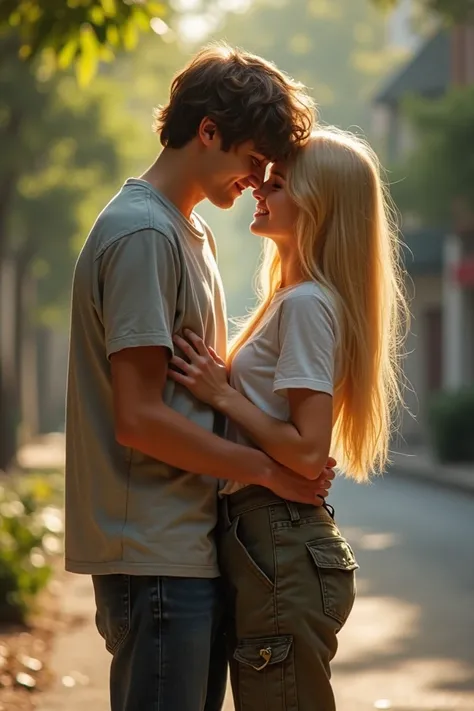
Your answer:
[274,292,337,395]
[98,230,180,359]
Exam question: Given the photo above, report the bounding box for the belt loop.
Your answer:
[285,501,301,524]
[221,494,232,528]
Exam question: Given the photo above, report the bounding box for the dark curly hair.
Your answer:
[154,42,316,161]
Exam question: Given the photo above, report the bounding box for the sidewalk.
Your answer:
[37,574,111,711]
[389,446,474,496]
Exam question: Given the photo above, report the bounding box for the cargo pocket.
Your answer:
[92,574,131,654]
[230,516,274,590]
[306,537,359,626]
[232,635,297,711]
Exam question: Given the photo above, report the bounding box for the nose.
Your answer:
[248,174,262,190]
[248,162,267,190]
[252,185,264,201]
[252,179,269,201]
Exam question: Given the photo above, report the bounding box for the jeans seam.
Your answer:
[270,508,279,637]
[152,577,163,711]
[269,525,300,711]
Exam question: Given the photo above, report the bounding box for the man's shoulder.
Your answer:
[90,180,180,257]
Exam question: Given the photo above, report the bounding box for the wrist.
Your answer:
[212,383,235,412]
[225,446,273,487]
[245,450,277,488]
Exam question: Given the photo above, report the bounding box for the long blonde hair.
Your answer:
[228,127,409,481]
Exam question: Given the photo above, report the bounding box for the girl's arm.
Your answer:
[169,330,333,480]
[214,381,332,481]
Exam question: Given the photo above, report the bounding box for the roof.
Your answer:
[374,30,451,106]
[402,226,446,275]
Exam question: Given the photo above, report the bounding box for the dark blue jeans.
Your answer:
[92,575,227,711]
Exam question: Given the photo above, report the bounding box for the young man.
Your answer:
[65,43,334,711]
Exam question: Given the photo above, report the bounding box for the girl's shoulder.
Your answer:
[277,281,337,313]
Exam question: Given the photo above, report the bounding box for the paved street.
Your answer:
[40,473,474,711]
[329,474,474,711]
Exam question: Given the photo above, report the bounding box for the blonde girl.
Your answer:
[170,127,408,711]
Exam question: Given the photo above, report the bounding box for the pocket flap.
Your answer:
[233,635,293,670]
[306,537,359,571]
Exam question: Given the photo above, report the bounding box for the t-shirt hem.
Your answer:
[65,559,220,578]
[273,377,333,394]
[106,332,174,360]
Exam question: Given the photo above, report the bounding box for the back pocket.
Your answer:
[306,537,359,626]
[92,574,131,654]
[232,635,297,711]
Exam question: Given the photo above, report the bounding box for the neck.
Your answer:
[277,242,305,288]
[140,146,205,219]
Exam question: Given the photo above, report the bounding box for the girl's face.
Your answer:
[250,163,299,243]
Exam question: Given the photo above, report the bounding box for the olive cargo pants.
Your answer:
[219,486,358,711]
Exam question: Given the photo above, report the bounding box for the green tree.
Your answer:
[372,0,474,23]
[0,0,168,82]
[0,43,143,468]
[393,87,474,233]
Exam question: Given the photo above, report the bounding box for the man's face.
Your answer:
[199,128,269,209]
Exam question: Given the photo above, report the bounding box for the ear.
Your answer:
[198,117,219,147]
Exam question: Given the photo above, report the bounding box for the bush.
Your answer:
[0,474,63,623]
[428,389,474,463]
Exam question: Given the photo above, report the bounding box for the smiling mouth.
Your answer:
[254,206,269,217]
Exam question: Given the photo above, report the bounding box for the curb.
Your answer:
[388,454,474,497]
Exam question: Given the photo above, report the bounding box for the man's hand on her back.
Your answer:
[263,456,336,506]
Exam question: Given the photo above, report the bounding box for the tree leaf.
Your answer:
[106,23,120,46]
[76,25,99,86]
[100,0,117,19]
[89,6,105,25]
[57,38,78,69]
[121,19,138,51]
[147,2,168,16]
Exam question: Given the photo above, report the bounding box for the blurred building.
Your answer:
[373,26,474,444]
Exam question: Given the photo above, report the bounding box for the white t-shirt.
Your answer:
[222,281,339,494]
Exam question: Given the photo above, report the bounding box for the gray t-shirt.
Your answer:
[222,282,338,494]
[65,179,227,577]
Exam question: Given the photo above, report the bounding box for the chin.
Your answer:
[211,195,236,210]
[250,220,270,237]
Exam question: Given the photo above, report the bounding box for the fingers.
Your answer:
[323,468,336,482]
[326,456,337,468]
[183,329,210,358]
[172,334,199,363]
[169,355,191,373]
[208,346,226,366]
[167,368,188,386]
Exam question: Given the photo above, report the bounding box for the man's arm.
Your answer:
[111,345,332,504]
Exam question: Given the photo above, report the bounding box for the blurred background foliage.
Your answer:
[0,471,63,623]
[391,86,474,232]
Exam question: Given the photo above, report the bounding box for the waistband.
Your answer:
[222,485,334,523]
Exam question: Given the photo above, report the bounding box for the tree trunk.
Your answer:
[0,257,19,471]
[14,246,39,446]
[0,97,23,470]
[20,278,39,443]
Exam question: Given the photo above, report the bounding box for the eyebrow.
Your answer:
[270,170,286,180]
